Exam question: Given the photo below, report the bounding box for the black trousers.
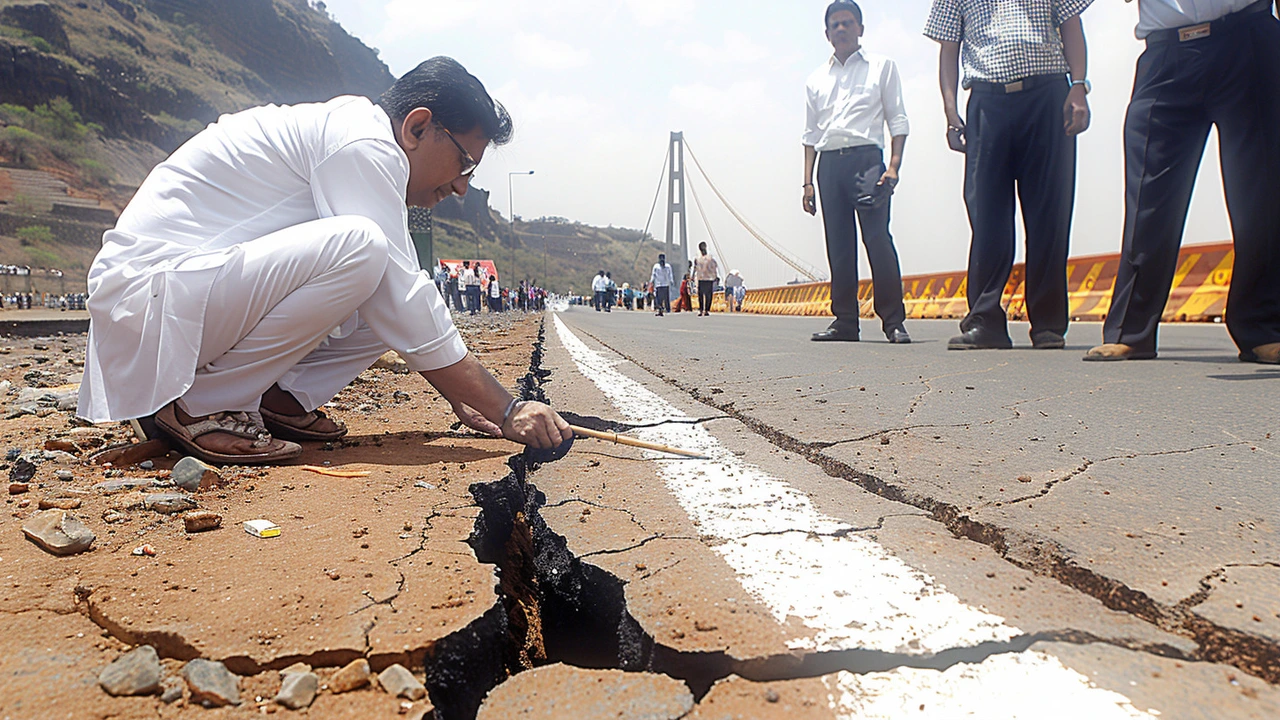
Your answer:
[1104,6,1280,354]
[655,286,670,314]
[962,77,1076,339]
[697,280,714,313]
[817,146,906,334]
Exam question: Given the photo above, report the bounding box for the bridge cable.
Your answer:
[683,140,822,282]
[685,170,731,272]
[633,149,670,266]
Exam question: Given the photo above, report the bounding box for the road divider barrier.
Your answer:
[726,241,1233,323]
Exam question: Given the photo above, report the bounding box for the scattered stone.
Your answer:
[160,676,184,704]
[171,456,222,492]
[328,658,372,693]
[144,492,197,514]
[183,658,240,707]
[94,477,158,493]
[5,447,20,461]
[22,510,96,556]
[183,510,222,533]
[373,350,410,373]
[378,664,426,700]
[280,662,312,676]
[764,687,780,703]
[0,380,10,394]
[98,645,162,696]
[9,458,36,483]
[275,671,318,709]
[139,460,154,470]
[414,481,436,490]
[131,544,156,556]
[43,450,77,464]
[55,469,74,481]
[9,482,29,494]
[38,496,82,510]
[102,510,128,524]
[44,438,78,452]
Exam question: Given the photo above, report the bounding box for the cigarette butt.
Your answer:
[243,519,280,538]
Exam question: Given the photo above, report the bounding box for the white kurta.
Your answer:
[78,96,465,422]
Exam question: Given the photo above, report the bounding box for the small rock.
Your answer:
[55,469,74,481]
[183,658,240,707]
[94,478,157,493]
[44,438,78,453]
[183,510,222,533]
[406,703,437,720]
[160,676,184,703]
[378,664,426,700]
[328,658,371,694]
[38,496,82,510]
[280,662,312,676]
[131,544,156,556]
[139,460,154,470]
[22,510,96,556]
[764,688,780,703]
[102,510,128,524]
[9,458,36,483]
[414,481,436,490]
[98,645,162,696]
[42,450,77,464]
[275,671,318,709]
[144,492,197,514]
[55,394,78,411]
[171,456,222,492]
[9,482,29,495]
[372,350,410,373]
[0,380,10,394]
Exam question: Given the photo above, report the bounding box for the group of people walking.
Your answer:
[804,0,1279,364]
[586,247,746,317]
[433,260,546,315]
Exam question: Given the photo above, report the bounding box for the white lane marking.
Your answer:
[552,315,1156,719]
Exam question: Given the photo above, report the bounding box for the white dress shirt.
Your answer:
[78,96,464,422]
[1135,0,1259,37]
[591,274,608,292]
[650,263,674,288]
[803,49,910,152]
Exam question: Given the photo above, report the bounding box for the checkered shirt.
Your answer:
[923,0,1093,88]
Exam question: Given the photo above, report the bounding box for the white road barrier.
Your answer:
[553,315,1157,719]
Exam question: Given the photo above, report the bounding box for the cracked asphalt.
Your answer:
[539,308,1279,718]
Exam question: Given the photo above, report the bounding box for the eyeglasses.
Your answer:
[437,123,478,177]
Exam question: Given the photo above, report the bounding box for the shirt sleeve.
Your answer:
[802,80,823,147]
[923,0,964,43]
[880,59,910,138]
[310,139,467,372]
[1053,0,1094,27]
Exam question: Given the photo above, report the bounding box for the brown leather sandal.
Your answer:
[259,407,348,441]
[154,403,302,465]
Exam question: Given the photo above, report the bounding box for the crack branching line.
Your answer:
[579,534,699,559]
[565,324,1280,686]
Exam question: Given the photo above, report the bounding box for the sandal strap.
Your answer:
[185,411,274,449]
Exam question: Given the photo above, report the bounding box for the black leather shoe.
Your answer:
[812,327,860,342]
[947,328,1013,350]
[1030,330,1066,349]
[887,328,912,344]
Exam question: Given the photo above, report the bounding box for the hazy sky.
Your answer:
[321,0,1233,288]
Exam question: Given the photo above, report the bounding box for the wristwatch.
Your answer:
[1070,78,1091,94]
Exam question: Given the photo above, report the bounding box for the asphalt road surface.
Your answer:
[534,307,1279,719]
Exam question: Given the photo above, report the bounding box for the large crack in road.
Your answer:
[561,324,1280,689]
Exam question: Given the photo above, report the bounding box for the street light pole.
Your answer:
[508,170,534,284]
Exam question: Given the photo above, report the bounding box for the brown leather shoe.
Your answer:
[1240,342,1280,365]
[1083,343,1157,361]
[155,403,302,465]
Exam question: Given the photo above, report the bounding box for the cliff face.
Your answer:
[0,0,394,149]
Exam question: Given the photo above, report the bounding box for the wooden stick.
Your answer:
[569,425,707,459]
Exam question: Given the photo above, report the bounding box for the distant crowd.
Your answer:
[583,244,745,316]
[0,292,86,310]
[433,260,548,315]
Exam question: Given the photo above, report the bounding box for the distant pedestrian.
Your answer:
[692,241,719,316]
[651,253,674,316]
[461,260,481,315]
[675,273,693,313]
[604,272,616,313]
[925,0,1092,350]
[591,270,607,311]
[1086,0,1280,364]
[805,1,910,344]
[725,269,745,312]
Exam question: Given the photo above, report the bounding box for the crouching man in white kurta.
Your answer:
[76,57,572,464]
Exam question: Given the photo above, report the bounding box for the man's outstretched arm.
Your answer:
[420,354,571,448]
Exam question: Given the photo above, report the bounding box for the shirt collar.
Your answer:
[829,48,865,68]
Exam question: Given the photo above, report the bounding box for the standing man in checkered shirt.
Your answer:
[924,0,1093,351]
[1085,0,1280,364]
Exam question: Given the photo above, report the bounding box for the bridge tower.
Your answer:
[664,132,690,280]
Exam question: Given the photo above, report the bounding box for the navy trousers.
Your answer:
[961,77,1076,340]
[1104,4,1280,354]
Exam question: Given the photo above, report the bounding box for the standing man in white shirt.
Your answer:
[77,56,572,464]
[1086,0,1280,363]
[651,253,674,317]
[591,270,608,312]
[803,1,911,344]
[692,241,719,316]
[925,0,1092,351]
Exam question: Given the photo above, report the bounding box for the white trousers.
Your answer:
[179,217,391,417]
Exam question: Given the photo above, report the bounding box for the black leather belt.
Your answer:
[821,145,880,156]
[1145,0,1272,45]
[968,73,1066,95]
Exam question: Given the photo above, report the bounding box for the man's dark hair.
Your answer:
[824,1,862,27]
[380,56,513,145]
